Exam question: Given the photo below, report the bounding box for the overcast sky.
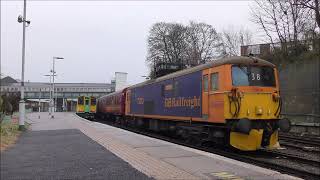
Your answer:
[1,0,262,85]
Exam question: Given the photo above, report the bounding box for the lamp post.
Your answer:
[52,57,64,118]
[38,88,41,113]
[17,0,31,131]
[44,74,56,115]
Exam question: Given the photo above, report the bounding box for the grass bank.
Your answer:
[0,115,29,152]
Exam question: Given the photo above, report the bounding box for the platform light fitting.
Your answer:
[17,15,31,25]
[17,15,23,23]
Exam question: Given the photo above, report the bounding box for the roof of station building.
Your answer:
[1,82,113,88]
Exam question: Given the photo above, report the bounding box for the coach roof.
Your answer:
[129,56,275,89]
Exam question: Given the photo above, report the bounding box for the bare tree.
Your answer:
[295,0,320,29]
[146,21,224,78]
[185,21,224,65]
[146,22,187,66]
[147,22,171,66]
[221,26,253,56]
[251,0,317,54]
[239,28,253,46]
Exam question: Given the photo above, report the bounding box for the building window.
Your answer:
[27,92,35,97]
[43,92,49,97]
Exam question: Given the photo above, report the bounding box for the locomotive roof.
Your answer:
[97,88,125,100]
[129,56,275,89]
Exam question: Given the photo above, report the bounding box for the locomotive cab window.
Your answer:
[203,75,208,92]
[232,65,275,87]
[210,73,219,91]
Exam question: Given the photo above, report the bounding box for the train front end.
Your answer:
[225,63,290,151]
[90,96,97,113]
[76,96,85,114]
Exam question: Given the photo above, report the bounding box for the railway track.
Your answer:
[280,140,320,152]
[260,149,320,167]
[88,116,320,180]
[279,133,320,147]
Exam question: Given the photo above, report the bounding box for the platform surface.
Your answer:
[17,113,302,179]
[0,116,151,180]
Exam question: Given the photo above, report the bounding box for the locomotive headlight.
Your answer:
[255,106,263,115]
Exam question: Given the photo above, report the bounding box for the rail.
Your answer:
[281,113,320,126]
[281,113,320,118]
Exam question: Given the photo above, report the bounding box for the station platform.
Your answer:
[0,115,150,180]
[6,112,301,179]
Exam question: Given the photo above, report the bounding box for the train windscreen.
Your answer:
[91,97,96,105]
[85,98,89,105]
[232,65,276,87]
[78,96,84,105]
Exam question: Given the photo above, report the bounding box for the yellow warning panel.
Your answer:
[211,172,244,180]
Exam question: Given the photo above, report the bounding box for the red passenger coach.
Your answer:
[97,88,127,119]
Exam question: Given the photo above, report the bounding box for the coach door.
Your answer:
[202,70,209,120]
[208,66,225,123]
[125,90,131,114]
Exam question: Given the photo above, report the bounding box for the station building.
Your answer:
[0,76,117,112]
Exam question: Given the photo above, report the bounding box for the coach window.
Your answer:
[210,73,219,91]
[203,75,208,92]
